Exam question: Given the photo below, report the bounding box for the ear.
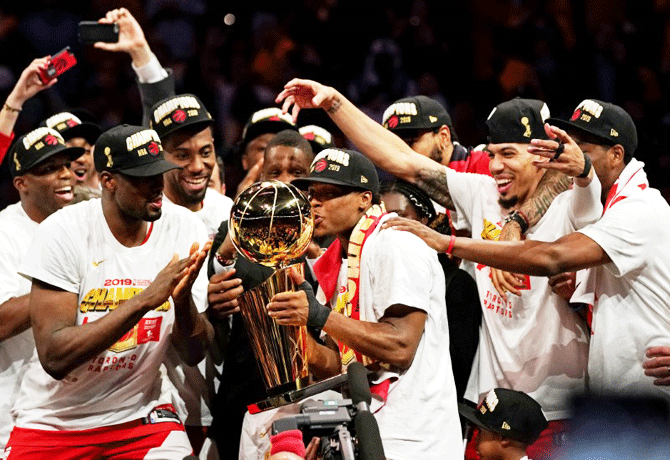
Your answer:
[359,191,373,210]
[13,175,27,194]
[99,171,116,192]
[437,125,452,146]
[609,144,625,167]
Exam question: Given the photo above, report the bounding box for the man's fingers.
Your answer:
[288,265,305,285]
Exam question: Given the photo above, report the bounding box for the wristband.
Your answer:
[446,234,456,256]
[577,151,592,178]
[3,103,21,113]
[298,280,331,329]
[503,210,529,233]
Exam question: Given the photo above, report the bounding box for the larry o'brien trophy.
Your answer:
[229,181,316,409]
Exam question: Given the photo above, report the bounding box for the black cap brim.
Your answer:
[61,122,103,145]
[292,176,369,192]
[159,118,214,140]
[16,145,85,177]
[547,118,615,146]
[458,403,490,432]
[114,158,181,177]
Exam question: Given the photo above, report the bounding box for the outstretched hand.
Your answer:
[528,123,591,179]
[275,78,337,123]
[381,216,451,253]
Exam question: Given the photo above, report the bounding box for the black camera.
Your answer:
[271,362,385,460]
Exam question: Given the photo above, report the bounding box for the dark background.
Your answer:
[2,0,670,207]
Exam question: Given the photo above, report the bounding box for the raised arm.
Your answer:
[276,79,455,210]
[94,8,173,126]
[0,57,56,161]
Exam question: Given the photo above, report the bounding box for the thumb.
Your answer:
[289,264,306,285]
[93,42,117,52]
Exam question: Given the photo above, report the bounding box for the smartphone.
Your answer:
[78,21,119,44]
[38,47,77,84]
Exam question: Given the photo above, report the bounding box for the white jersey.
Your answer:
[163,188,232,426]
[575,160,670,399]
[319,214,462,459]
[0,203,37,448]
[14,198,209,430]
[445,167,602,420]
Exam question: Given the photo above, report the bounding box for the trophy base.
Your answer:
[266,376,311,398]
[248,372,349,414]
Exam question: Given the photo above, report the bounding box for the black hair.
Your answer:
[265,130,314,160]
[380,179,436,221]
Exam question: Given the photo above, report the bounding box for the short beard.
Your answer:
[429,144,443,163]
[498,195,519,211]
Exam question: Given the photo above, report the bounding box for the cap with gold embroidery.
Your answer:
[149,94,213,140]
[548,99,637,158]
[9,127,84,177]
[458,388,548,444]
[299,125,334,153]
[486,98,551,145]
[382,96,452,132]
[41,111,102,144]
[94,125,180,177]
[292,148,379,194]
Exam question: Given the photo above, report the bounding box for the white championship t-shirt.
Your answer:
[576,161,670,399]
[0,203,38,448]
[320,214,462,460]
[14,198,208,430]
[446,167,602,420]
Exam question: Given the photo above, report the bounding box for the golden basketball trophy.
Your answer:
[229,181,314,400]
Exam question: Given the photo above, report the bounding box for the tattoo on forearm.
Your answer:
[520,170,571,227]
[327,97,342,114]
[415,167,455,211]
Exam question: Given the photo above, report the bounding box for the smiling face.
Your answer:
[67,137,96,188]
[162,126,215,211]
[486,142,546,211]
[15,152,75,223]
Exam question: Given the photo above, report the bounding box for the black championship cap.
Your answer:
[459,388,549,445]
[486,98,551,144]
[241,107,297,145]
[381,96,452,132]
[299,125,334,153]
[149,94,214,140]
[548,99,638,156]
[293,148,379,194]
[94,125,180,177]
[10,127,84,177]
[42,112,102,145]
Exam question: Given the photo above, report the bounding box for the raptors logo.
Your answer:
[44,134,59,146]
[172,109,187,123]
[387,115,399,129]
[66,119,79,128]
[570,109,581,121]
[303,132,315,141]
[314,159,327,172]
[147,142,160,156]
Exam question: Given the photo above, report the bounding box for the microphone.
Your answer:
[347,362,386,460]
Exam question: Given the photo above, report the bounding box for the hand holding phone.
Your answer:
[38,47,77,85]
[78,21,120,44]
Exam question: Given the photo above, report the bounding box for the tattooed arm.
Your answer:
[277,79,456,210]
